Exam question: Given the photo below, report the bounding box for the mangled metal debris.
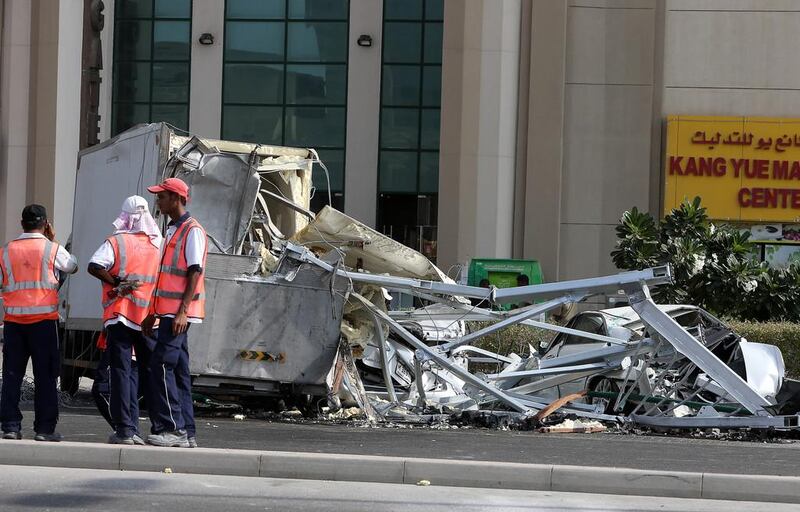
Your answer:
[65,123,800,433]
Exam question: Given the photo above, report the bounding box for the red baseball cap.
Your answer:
[147,177,189,200]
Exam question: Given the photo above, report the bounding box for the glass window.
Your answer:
[420,109,440,150]
[225,22,285,61]
[383,23,421,63]
[425,0,443,21]
[421,66,441,106]
[424,23,442,64]
[152,62,189,102]
[112,1,191,136]
[153,21,191,60]
[114,21,152,61]
[313,149,345,190]
[382,65,420,106]
[381,109,419,149]
[222,105,283,145]
[155,0,190,18]
[380,151,417,193]
[223,63,284,104]
[286,64,347,105]
[118,0,152,19]
[226,0,285,19]
[284,107,346,147]
[384,0,422,20]
[151,104,189,131]
[378,0,442,257]
[289,0,348,20]
[418,152,438,194]
[113,62,151,102]
[222,1,349,209]
[113,103,149,134]
[287,22,348,62]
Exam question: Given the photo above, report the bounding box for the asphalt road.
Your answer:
[30,400,800,477]
[1,465,798,512]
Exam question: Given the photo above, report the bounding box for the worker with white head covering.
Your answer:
[87,195,162,445]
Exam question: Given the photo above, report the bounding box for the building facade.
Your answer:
[3,0,800,285]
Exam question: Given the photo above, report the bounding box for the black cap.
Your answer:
[21,204,47,224]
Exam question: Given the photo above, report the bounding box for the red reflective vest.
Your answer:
[101,233,159,327]
[153,218,207,318]
[0,238,60,324]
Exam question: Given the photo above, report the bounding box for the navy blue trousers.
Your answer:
[91,348,113,426]
[147,318,195,436]
[107,323,150,438]
[0,320,60,434]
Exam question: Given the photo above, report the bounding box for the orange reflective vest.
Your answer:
[0,238,59,324]
[153,218,207,318]
[101,233,159,327]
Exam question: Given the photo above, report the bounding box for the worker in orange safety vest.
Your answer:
[0,204,77,441]
[142,178,206,448]
[88,196,162,445]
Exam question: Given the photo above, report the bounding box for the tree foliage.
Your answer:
[612,197,800,321]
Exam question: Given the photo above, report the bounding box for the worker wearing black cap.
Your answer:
[0,205,77,441]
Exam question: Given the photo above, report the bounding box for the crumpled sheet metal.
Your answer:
[258,155,313,238]
[293,206,449,282]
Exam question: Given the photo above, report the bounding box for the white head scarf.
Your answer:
[113,195,163,248]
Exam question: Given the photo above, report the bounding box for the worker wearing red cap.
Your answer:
[142,178,206,448]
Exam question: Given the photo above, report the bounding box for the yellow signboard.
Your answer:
[664,115,800,222]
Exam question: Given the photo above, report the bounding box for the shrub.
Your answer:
[612,197,800,322]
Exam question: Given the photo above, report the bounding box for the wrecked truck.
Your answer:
[62,123,350,401]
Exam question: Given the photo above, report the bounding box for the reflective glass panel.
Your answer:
[118,0,152,18]
[114,62,151,102]
[379,151,417,193]
[384,0,422,20]
[151,104,189,130]
[418,152,438,194]
[222,105,283,145]
[226,0,285,19]
[153,21,191,60]
[287,22,348,62]
[113,103,150,134]
[155,0,191,18]
[383,22,421,63]
[425,0,443,21]
[382,65,420,106]
[312,149,345,190]
[381,109,419,149]
[223,63,284,104]
[225,22,285,61]
[152,62,190,102]
[114,21,152,61]
[421,66,441,106]
[286,64,347,105]
[423,22,442,64]
[420,109,440,150]
[288,0,349,20]
[284,106,346,147]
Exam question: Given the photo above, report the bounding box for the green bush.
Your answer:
[728,321,800,379]
[612,197,800,322]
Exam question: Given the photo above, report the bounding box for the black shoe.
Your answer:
[2,431,21,440]
[34,432,63,442]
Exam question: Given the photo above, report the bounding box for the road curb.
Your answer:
[0,440,798,503]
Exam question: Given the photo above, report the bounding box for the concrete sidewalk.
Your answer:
[0,440,798,504]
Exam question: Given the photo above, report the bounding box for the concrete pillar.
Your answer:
[343,0,382,226]
[189,0,223,139]
[26,0,82,237]
[0,0,31,242]
[437,0,522,272]
[523,0,567,281]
